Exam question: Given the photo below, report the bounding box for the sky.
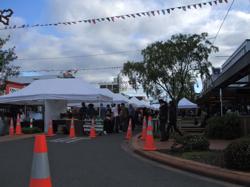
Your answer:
[0,0,250,95]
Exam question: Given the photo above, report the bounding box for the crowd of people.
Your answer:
[78,102,158,135]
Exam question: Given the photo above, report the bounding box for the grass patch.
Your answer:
[159,149,224,168]
[181,151,224,167]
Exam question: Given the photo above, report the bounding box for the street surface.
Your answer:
[0,134,241,187]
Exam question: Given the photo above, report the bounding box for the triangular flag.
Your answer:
[106,17,111,21]
[198,3,202,8]
[88,20,91,23]
[182,6,186,11]
[167,9,170,14]
[146,12,150,16]
[214,1,218,5]
[116,16,120,18]
[162,10,165,15]
[209,2,213,6]
[97,18,101,22]
[224,0,228,3]
[203,3,207,5]
[171,8,175,11]
[101,18,105,21]
[53,23,58,26]
[121,16,125,19]
[126,15,130,17]
[111,17,115,21]
[193,4,197,8]
[72,21,76,24]
[187,5,191,9]
[142,12,146,16]
[178,7,182,9]
[84,20,88,23]
[157,10,160,15]
[151,11,155,16]
[78,20,82,23]
[131,14,136,18]
[136,13,141,17]
[92,19,96,24]
[219,0,223,3]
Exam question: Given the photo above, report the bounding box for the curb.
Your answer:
[131,134,250,186]
[0,133,42,143]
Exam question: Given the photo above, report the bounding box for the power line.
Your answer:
[212,0,235,45]
[20,66,123,73]
[17,49,141,61]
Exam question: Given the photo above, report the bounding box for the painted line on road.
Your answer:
[65,137,90,143]
[49,137,75,142]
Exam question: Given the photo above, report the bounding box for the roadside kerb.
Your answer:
[131,134,250,186]
[0,134,42,143]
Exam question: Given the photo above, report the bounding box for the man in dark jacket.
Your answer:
[159,99,168,141]
[166,101,183,139]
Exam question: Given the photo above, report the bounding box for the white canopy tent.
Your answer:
[129,97,151,108]
[100,89,130,104]
[0,78,113,131]
[178,98,198,109]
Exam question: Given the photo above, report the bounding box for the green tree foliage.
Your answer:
[122,33,218,105]
[0,36,19,92]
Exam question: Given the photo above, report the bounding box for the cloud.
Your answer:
[0,0,249,85]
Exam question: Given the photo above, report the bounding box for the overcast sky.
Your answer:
[0,0,250,94]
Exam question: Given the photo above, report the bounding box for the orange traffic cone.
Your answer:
[143,116,157,151]
[15,114,23,135]
[47,120,55,137]
[69,118,76,138]
[9,118,14,136]
[29,134,52,187]
[126,118,132,140]
[141,116,147,140]
[89,118,96,138]
[30,118,33,128]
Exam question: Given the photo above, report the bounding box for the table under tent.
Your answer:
[0,78,113,134]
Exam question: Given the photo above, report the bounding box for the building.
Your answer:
[198,39,250,134]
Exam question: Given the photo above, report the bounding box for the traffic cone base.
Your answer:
[143,116,157,151]
[126,119,132,140]
[69,119,76,138]
[47,121,55,137]
[15,114,23,135]
[9,118,14,136]
[89,119,96,138]
[30,178,52,187]
[30,134,52,187]
[89,127,96,138]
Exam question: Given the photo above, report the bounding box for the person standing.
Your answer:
[79,102,87,121]
[112,104,120,133]
[128,104,135,130]
[166,101,183,139]
[159,99,168,141]
[120,103,129,132]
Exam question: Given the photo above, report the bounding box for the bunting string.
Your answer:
[0,0,228,30]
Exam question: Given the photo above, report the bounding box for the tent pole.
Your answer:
[220,88,223,117]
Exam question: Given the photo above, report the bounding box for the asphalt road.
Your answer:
[0,134,242,187]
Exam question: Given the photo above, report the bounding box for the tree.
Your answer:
[0,36,19,92]
[122,33,218,106]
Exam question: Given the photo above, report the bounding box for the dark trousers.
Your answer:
[113,116,120,133]
[166,122,183,138]
[159,120,168,140]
